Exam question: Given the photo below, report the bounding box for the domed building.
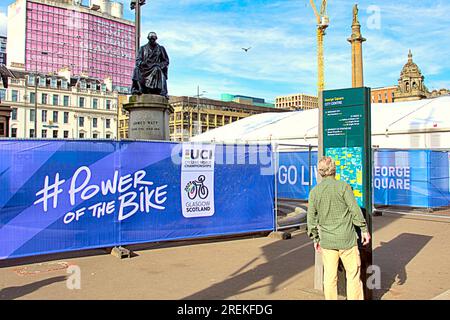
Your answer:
[394,50,430,102]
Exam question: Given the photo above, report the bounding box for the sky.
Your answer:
[1,0,449,102]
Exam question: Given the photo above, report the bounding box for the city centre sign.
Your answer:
[322,87,372,211]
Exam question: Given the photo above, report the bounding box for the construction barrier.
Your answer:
[0,140,275,260]
[277,149,450,209]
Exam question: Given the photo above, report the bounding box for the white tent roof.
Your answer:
[191,96,450,146]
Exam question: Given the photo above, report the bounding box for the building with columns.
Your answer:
[168,96,289,142]
[394,50,429,102]
[372,51,449,104]
[2,68,118,139]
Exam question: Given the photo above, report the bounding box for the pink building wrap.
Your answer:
[25,1,135,90]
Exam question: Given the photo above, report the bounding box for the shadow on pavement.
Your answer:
[0,276,67,300]
[373,232,432,299]
[182,231,315,300]
[0,248,110,268]
[0,232,271,268]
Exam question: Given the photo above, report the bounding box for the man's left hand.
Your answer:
[361,232,371,246]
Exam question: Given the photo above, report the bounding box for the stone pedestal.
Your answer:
[123,94,173,141]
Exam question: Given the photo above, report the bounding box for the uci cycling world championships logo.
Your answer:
[181,144,215,218]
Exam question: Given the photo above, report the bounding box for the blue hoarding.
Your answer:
[0,140,275,260]
[277,150,450,208]
[277,152,318,199]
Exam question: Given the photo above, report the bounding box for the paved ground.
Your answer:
[0,212,449,300]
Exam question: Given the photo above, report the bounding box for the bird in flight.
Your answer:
[242,47,252,52]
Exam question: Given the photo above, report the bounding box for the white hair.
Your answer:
[318,156,336,177]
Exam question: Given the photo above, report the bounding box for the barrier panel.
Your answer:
[277,150,318,200]
[0,140,275,260]
[274,145,317,229]
[276,149,450,209]
[374,149,449,208]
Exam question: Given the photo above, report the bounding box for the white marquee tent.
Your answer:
[191,96,450,149]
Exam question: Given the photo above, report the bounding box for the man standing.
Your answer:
[307,156,371,300]
[131,32,169,97]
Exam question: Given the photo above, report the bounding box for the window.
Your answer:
[101,84,106,92]
[42,129,47,138]
[105,119,111,128]
[79,97,85,108]
[63,130,69,138]
[93,117,97,128]
[79,116,84,127]
[29,129,35,138]
[11,90,18,102]
[30,92,36,104]
[11,108,17,120]
[79,132,85,138]
[42,93,48,105]
[63,95,69,106]
[105,100,111,110]
[30,109,35,122]
[42,110,47,122]
[0,89,5,101]
[106,133,111,139]
[64,112,69,124]
[93,133,98,139]
[38,77,46,87]
[53,130,58,138]
[92,98,98,109]
[50,78,57,89]
[27,75,35,86]
[53,111,58,123]
[52,95,59,106]
[80,81,86,90]
[61,80,68,89]
[11,128,17,138]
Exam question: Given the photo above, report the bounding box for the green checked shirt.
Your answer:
[307,176,368,250]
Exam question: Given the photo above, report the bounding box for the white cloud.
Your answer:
[134,0,450,98]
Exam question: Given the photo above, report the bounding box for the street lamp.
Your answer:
[27,72,39,138]
[130,0,147,57]
[196,86,207,136]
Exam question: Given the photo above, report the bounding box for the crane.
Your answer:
[309,0,329,93]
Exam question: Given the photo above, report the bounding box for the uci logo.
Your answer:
[184,149,213,160]
[185,175,209,200]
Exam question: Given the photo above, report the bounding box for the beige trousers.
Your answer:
[321,246,364,300]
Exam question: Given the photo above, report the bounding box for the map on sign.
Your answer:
[326,147,364,207]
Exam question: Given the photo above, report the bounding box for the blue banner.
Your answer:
[277,151,318,200]
[277,150,450,208]
[0,140,275,260]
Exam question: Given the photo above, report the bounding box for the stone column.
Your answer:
[123,94,173,141]
[348,11,366,88]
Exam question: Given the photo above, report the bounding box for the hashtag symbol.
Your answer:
[34,173,66,213]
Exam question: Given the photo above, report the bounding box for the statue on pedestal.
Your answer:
[131,32,169,98]
[353,4,359,25]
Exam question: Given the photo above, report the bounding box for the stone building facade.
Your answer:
[2,68,118,139]
[394,50,429,102]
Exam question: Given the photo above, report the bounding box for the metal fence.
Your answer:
[273,143,318,231]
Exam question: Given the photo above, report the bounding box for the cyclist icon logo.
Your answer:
[184,175,209,200]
